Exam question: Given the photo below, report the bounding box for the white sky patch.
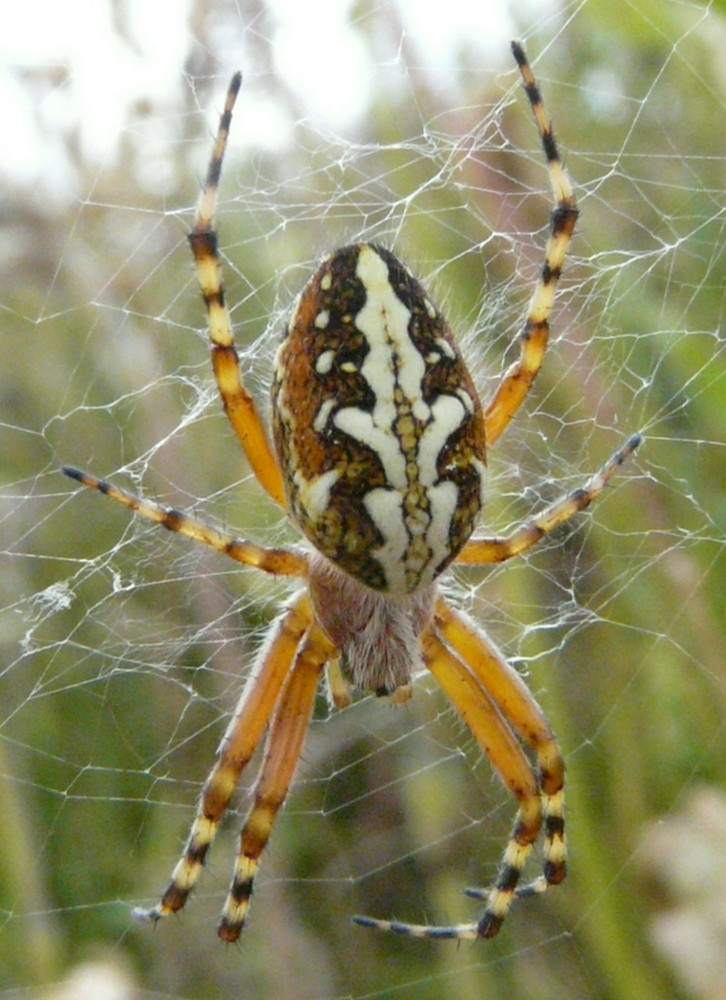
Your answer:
[0,0,192,198]
[269,0,372,128]
[397,0,557,86]
[0,0,556,194]
[398,0,514,76]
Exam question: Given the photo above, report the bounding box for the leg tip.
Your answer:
[131,904,162,925]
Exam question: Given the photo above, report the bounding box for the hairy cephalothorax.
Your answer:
[307,551,436,697]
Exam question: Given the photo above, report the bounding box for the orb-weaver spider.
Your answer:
[64,42,640,943]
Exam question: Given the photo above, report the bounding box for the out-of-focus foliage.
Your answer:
[2,2,725,999]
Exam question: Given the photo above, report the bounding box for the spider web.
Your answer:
[2,1,725,998]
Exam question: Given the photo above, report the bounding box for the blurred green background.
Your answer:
[2,1,725,998]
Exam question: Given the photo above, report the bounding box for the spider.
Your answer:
[64,42,640,943]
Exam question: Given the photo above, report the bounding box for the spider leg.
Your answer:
[484,42,579,448]
[325,655,354,710]
[218,622,336,942]
[355,624,547,941]
[132,592,313,926]
[455,433,641,565]
[188,72,287,508]
[433,599,565,903]
[62,467,307,576]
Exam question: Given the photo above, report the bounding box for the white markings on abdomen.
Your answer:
[330,245,466,590]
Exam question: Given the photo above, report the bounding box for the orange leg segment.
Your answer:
[132,593,314,926]
[218,623,335,941]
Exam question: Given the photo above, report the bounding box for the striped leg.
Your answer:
[188,72,287,508]
[456,434,642,566]
[62,467,307,576]
[484,42,579,448]
[434,600,566,910]
[132,594,313,925]
[355,624,547,940]
[218,624,335,941]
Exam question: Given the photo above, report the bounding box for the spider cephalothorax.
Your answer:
[64,43,640,944]
[306,550,436,697]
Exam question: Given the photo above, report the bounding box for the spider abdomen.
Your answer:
[272,243,486,595]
